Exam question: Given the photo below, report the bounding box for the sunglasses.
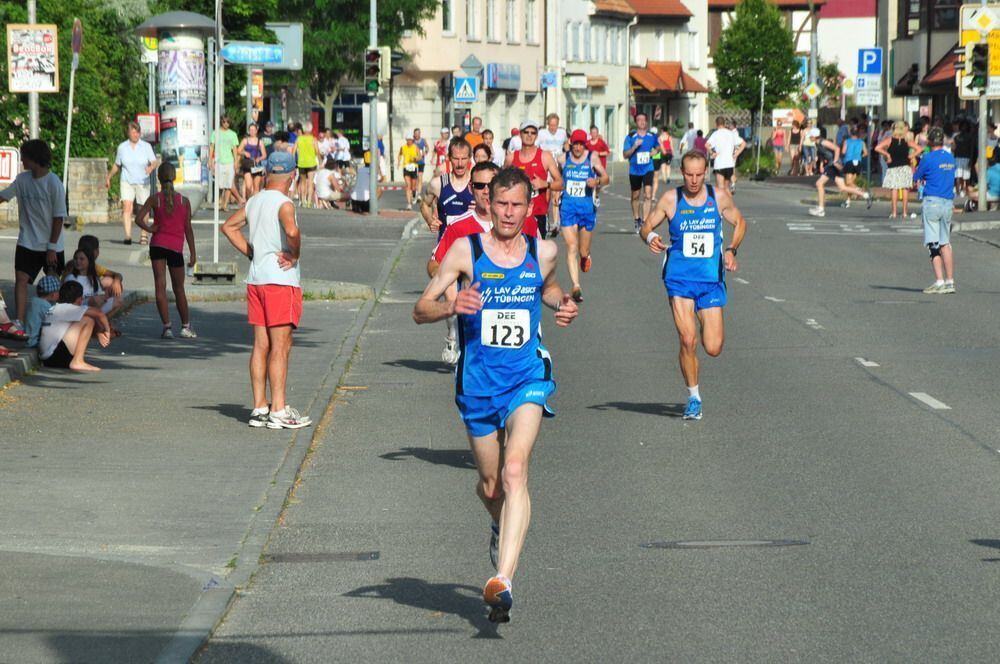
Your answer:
[471,181,490,190]
[521,129,537,135]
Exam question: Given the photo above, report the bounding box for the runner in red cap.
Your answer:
[558,129,608,301]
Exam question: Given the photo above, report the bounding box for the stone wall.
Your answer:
[68,158,109,224]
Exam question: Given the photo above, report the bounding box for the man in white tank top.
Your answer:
[222,150,313,430]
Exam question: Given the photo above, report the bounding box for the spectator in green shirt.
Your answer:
[209,116,243,210]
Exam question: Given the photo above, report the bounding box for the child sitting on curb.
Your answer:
[24,274,61,349]
[38,281,112,372]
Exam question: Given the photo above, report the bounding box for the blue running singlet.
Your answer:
[560,153,596,217]
[436,174,474,237]
[662,185,725,285]
[456,234,553,397]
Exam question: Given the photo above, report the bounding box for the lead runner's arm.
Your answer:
[537,240,578,327]
[413,240,478,324]
[715,187,746,272]
[639,189,674,253]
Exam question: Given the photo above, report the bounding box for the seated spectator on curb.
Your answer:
[135,162,198,339]
[64,247,121,316]
[25,274,60,348]
[350,150,383,214]
[64,235,124,299]
[314,156,349,209]
[38,281,111,372]
[0,291,27,340]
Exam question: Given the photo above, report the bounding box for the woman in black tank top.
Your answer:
[874,121,919,218]
[788,121,802,176]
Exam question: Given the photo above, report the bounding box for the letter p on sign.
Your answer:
[858,48,882,76]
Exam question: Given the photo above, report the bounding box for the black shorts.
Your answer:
[403,169,420,180]
[535,214,548,240]
[15,245,64,282]
[42,340,73,368]
[715,167,734,180]
[350,199,370,213]
[298,166,315,176]
[337,160,352,170]
[149,245,185,268]
[629,172,655,191]
[824,164,844,179]
[662,153,674,165]
[417,163,426,172]
[842,161,861,175]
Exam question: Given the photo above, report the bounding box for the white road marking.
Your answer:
[909,392,951,410]
[805,318,824,330]
[855,357,880,367]
[764,296,785,303]
[0,235,18,240]
[734,277,750,284]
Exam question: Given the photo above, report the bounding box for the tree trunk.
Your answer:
[311,82,342,131]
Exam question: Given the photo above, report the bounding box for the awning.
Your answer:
[587,75,609,88]
[919,46,958,88]
[630,61,708,94]
[894,63,920,96]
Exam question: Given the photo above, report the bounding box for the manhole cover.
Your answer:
[640,539,809,549]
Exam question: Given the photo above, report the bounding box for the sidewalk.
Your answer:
[0,210,418,662]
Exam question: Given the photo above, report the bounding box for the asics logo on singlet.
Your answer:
[518,271,537,279]
[480,285,537,305]
[524,390,545,398]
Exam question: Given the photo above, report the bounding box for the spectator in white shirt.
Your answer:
[106,121,159,245]
[38,280,112,372]
[706,116,746,193]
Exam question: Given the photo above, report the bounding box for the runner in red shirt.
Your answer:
[505,120,562,239]
[586,126,611,206]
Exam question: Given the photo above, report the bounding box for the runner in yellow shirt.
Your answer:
[294,121,320,207]
[398,132,422,209]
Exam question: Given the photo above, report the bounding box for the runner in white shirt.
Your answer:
[706,116,745,193]
[680,123,698,152]
[538,114,569,237]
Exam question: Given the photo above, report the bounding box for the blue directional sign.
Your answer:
[857,48,883,75]
[454,76,479,103]
[221,42,284,66]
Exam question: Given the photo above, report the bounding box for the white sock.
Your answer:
[446,315,457,339]
[934,279,945,286]
[688,385,701,401]
[944,279,954,285]
[252,406,268,415]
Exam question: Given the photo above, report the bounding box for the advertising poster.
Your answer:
[252,69,264,111]
[159,108,208,185]
[7,24,59,93]
[158,49,206,106]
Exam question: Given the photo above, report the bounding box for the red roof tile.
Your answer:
[593,0,637,17]
[628,0,693,17]
[631,61,709,93]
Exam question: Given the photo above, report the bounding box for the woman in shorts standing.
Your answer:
[801,122,817,176]
[294,121,319,207]
[135,163,197,339]
[875,121,920,219]
[772,119,787,174]
[788,120,802,175]
[238,123,267,199]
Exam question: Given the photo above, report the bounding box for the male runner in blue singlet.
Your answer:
[413,167,579,623]
[559,129,609,302]
[639,150,746,420]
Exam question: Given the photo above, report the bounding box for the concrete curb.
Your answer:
[953,220,1000,231]
[0,280,373,394]
[155,215,421,664]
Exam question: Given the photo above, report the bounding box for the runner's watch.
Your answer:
[725,246,738,256]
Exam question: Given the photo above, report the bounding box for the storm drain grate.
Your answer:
[641,539,809,549]
[263,551,380,563]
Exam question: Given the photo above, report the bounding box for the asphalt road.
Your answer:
[190,174,1000,662]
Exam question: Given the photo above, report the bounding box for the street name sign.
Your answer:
[221,42,283,66]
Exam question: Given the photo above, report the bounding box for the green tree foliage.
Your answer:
[283,0,440,127]
[0,1,148,177]
[713,0,800,114]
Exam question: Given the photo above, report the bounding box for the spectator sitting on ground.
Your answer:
[63,235,124,299]
[38,280,112,372]
[24,274,60,348]
[350,150,384,214]
[64,247,121,316]
[314,156,349,209]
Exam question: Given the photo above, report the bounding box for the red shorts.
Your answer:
[247,284,303,328]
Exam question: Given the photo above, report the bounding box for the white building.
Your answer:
[544,0,634,156]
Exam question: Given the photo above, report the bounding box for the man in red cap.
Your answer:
[558,129,608,302]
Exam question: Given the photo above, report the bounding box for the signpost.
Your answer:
[856,47,883,198]
[453,76,479,103]
[958,3,998,212]
[62,19,82,189]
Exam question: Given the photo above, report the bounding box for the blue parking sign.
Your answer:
[857,48,882,75]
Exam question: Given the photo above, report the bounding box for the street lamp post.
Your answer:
[27,0,38,138]
[369,0,379,216]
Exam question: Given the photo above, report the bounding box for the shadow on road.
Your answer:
[344,577,501,639]
[588,401,686,418]
[379,447,475,469]
[190,403,254,424]
[970,538,1000,561]
[383,359,453,374]
[869,284,926,293]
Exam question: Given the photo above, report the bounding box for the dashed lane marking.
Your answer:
[805,318,824,330]
[734,277,750,284]
[909,392,951,410]
[855,357,880,367]
[764,296,785,303]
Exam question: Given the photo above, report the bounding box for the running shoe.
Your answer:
[634,218,642,234]
[865,192,873,210]
[161,327,174,339]
[593,193,601,208]
[248,408,270,428]
[489,522,500,571]
[922,282,946,294]
[808,207,825,218]
[441,336,460,365]
[267,406,313,429]
[580,255,592,273]
[841,199,850,208]
[179,325,198,339]
[483,575,513,623]
[683,397,703,421]
[940,282,956,294]
[571,287,583,303]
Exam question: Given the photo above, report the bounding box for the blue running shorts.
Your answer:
[456,380,556,437]
[665,279,727,311]
[560,207,597,232]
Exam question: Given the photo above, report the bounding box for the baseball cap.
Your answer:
[440,127,449,135]
[570,129,588,144]
[265,150,296,174]
[519,119,538,131]
[405,132,414,140]
[511,128,520,136]
[928,127,945,146]
[37,274,60,295]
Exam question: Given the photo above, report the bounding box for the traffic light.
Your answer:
[968,42,989,90]
[364,48,381,94]
[378,46,391,85]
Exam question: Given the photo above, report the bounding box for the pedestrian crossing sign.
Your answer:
[454,76,479,103]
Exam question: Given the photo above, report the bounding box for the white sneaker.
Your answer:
[267,406,313,429]
[841,199,851,208]
[179,325,197,339]
[808,207,825,217]
[441,336,460,365]
[940,282,956,294]
[161,326,174,339]
[922,282,945,294]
